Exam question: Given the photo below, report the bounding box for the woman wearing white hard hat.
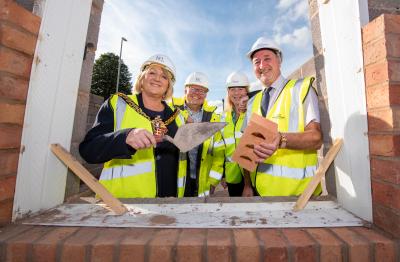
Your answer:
[216,71,249,196]
[79,54,188,198]
[170,72,224,197]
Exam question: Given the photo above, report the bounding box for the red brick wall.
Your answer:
[0,0,40,226]
[363,14,400,238]
[0,226,398,261]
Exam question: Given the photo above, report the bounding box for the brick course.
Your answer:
[363,14,400,238]
[0,226,398,261]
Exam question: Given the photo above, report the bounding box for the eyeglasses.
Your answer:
[188,87,208,94]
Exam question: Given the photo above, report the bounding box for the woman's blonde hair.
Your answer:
[134,64,174,100]
[224,86,249,113]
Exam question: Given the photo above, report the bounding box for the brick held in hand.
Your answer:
[232,113,278,171]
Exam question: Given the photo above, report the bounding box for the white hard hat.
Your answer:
[226,71,249,88]
[141,54,176,83]
[184,72,209,89]
[246,37,282,60]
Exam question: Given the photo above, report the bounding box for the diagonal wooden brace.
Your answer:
[50,144,127,215]
[293,138,343,211]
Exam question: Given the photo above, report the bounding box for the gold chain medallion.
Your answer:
[117,93,179,136]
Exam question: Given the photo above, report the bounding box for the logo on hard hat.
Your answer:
[155,55,164,62]
[195,77,201,82]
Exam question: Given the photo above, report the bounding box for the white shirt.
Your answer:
[243,75,320,129]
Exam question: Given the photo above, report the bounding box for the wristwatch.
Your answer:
[279,132,288,148]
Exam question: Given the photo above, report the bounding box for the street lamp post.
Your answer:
[116,37,127,93]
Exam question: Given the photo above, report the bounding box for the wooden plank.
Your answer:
[293,139,343,211]
[22,201,363,228]
[50,144,127,215]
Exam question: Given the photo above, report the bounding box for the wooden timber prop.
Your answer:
[50,144,127,215]
[293,138,344,211]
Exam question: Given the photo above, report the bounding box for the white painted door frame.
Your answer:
[13,0,93,220]
[318,0,372,221]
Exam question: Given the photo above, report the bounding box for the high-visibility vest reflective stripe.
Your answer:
[248,77,320,196]
[219,111,245,184]
[171,97,224,196]
[100,94,187,198]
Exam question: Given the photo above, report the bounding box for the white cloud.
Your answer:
[277,0,298,11]
[274,26,311,49]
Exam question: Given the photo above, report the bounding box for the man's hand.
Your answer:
[126,128,157,150]
[253,134,280,162]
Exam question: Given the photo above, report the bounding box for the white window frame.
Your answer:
[13,0,373,223]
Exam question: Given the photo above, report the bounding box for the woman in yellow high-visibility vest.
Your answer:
[216,71,249,196]
[79,54,187,198]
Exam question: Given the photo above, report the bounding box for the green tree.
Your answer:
[91,52,132,99]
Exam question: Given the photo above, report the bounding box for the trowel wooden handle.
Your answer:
[50,144,127,215]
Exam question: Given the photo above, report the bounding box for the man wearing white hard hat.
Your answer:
[171,72,224,197]
[80,54,189,198]
[242,36,322,197]
[214,71,249,196]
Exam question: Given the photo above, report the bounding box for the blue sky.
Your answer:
[96,0,313,102]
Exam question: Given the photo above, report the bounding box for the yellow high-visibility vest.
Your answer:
[248,77,321,196]
[171,97,224,197]
[99,94,187,198]
[215,111,245,184]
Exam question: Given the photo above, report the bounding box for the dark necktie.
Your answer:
[261,87,273,117]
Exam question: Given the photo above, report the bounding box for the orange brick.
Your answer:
[370,156,400,185]
[388,60,400,82]
[258,229,288,262]
[362,14,385,44]
[90,228,126,262]
[0,174,16,202]
[176,229,205,262]
[306,228,343,261]
[282,229,317,262]
[373,204,400,238]
[369,134,400,157]
[0,198,13,225]
[366,83,400,109]
[0,124,22,149]
[31,227,78,262]
[353,227,396,261]
[385,33,400,59]
[206,229,232,262]
[385,15,400,35]
[0,150,19,177]
[0,225,32,260]
[0,46,33,78]
[368,106,400,131]
[0,73,29,101]
[330,228,371,261]
[0,23,38,55]
[363,36,388,66]
[372,179,400,211]
[232,229,260,262]
[364,60,389,87]
[5,226,53,261]
[0,102,25,125]
[148,229,180,262]
[60,227,100,262]
[119,228,156,262]
[0,0,41,35]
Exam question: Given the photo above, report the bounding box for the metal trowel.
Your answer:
[163,122,227,152]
